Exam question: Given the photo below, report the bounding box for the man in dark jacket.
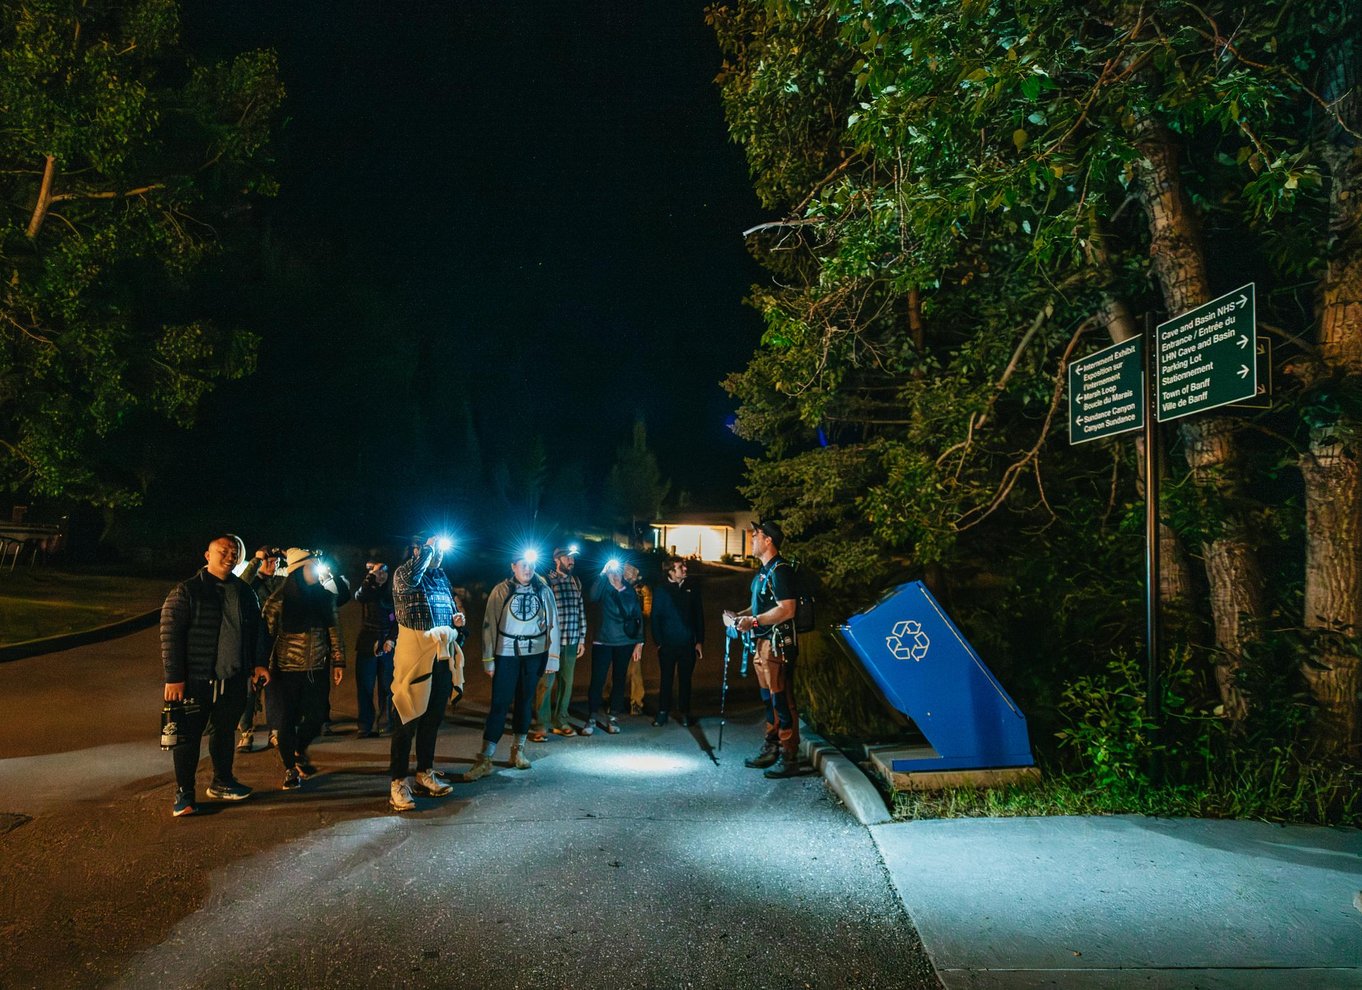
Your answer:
[161,534,270,817]
[651,556,705,726]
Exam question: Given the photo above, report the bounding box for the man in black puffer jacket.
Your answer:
[161,535,270,817]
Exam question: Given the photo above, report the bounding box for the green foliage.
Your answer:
[0,0,284,505]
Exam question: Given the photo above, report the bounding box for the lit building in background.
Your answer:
[651,511,757,562]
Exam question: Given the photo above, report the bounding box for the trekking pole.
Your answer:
[719,629,733,752]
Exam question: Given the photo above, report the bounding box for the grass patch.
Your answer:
[0,569,168,645]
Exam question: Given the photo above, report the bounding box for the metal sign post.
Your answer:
[1143,314,1161,782]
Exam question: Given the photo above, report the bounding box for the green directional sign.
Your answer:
[1155,283,1256,422]
[1230,337,1273,410]
[1069,335,1144,445]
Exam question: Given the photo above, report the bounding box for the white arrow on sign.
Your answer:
[1238,365,1249,378]
[1236,293,1248,308]
[1237,334,1248,349]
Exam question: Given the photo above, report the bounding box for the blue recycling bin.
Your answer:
[836,581,1035,773]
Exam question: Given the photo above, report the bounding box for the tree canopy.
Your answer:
[710,0,1362,751]
[1,0,283,505]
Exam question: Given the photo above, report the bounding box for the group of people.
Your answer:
[158,520,803,817]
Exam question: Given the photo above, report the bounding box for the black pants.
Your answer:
[483,652,548,743]
[272,669,331,770]
[657,642,697,714]
[588,643,634,716]
[389,658,454,779]
[171,675,248,794]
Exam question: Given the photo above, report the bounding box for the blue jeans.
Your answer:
[356,648,395,734]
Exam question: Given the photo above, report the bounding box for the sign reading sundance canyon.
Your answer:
[1068,335,1144,445]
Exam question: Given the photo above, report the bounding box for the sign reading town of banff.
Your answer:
[1155,283,1257,422]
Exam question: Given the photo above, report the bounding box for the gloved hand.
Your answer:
[546,655,560,674]
[483,659,495,676]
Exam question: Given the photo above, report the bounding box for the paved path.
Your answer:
[0,612,940,989]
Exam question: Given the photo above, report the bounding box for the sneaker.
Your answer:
[389,778,416,812]
[462,754,495,782]
[597,715,621,735]
[550,724,577,737]
[172,788,197,817]
[414,769,452,796]
[431,769,455,785]
[267,731,279,749]
[652,711,669,727]
[744,743,780,769]
[578,720,595,736]
[282,767,302,790]
[510,746,531,770]
[206,779,253,801]
[528,729,548,743]
[236,731,253,752]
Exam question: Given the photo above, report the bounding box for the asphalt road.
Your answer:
[0,572,941,989]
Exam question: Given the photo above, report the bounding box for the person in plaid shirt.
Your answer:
[531,546,587,739]
[387,535,465,811]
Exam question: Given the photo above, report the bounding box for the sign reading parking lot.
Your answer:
[1068,335,1144,445]
[1156,283,1256,422]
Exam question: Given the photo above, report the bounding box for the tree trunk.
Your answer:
[1132,116,1264,720]
[1099,293,1195,607]
[1302,30,1362,754]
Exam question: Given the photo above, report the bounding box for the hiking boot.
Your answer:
[510,745,531,770]
[744,742,779,769]
[389,778,416,812]
[629,703,644,716]
[172,788,197,817]
[282,767,302,790]
[764,754,802,779]
[414,769,452,796]
[206,779,253,801]
[462,754,494,782]
[652,711,669,727]
[236,731,253,752]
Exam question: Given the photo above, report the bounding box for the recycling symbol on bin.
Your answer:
[886,620,930,662]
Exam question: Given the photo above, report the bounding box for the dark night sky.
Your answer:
[168,1,766,539]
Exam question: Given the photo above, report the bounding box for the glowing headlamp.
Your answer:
[436,536,454,553]
[569,544,580,555]
[520,548,539,566]
[605,558,621,572]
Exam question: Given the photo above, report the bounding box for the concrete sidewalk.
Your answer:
[872,814,1362,988]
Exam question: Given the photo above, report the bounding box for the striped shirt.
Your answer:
[546,569,586,644]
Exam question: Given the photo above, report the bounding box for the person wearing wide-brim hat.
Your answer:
[261,548,346,791]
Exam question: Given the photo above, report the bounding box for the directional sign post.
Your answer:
[1068,335,1144,445]
[1230,337,1273,411]
[1155,283,1257,422]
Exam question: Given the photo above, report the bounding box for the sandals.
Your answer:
[528,730,548,743]
[550,725,577,737]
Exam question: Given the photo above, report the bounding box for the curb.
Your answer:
[0,608,160,664]
[799,721,893,826]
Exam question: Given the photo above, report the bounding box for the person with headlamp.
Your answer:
[464,547,560,780]
[387,534,465,811]
[262,548,347,791]
[582,556,645,735]
[353,553,396,739]
[724,520,802,779]
[236,545,286,752]
[528,546,587,740]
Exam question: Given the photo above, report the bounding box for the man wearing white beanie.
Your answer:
[387,534,465,811]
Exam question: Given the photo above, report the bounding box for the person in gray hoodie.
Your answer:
[464,549,561,780]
